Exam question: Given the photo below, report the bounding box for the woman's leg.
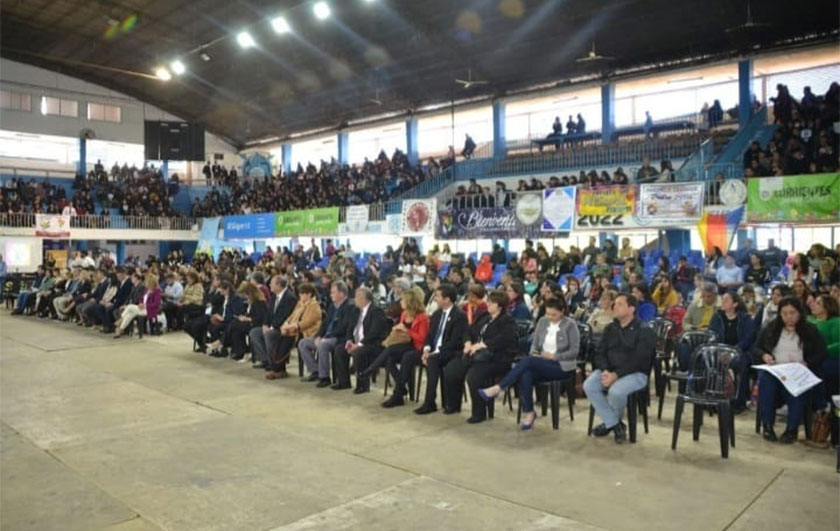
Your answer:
[758,371,779,429]
[118,305,140,332]
[466,361,508,420]
[516,358,574,414]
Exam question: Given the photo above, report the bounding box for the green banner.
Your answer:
[274,210,305,236]
[747,174,840,223]
[303,207,339,235]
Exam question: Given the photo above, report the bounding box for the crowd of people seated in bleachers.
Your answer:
[4,234,838,448]
[743,82,840,177]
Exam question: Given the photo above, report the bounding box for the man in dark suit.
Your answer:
[382,284,467,413]
[299,281,353,387]
[250,276,297,378]
[332,287,391,393]
[184,276,224,352]
[99,267,133,333]
[207,281,246,356]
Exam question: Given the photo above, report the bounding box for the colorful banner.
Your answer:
[437,207,541,239]
[34,214,71,238]
[223,213,275,239]
[636,183,704,226]
[303,207,339,235]
[697,206,745,254]
[274,210,306,236]
[542,186,576,232]
[575,185,639,229]
[747,174,840,222]
[345,205,370,234]
[401,199,436,235]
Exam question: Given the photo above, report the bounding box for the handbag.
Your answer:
[382,328,411,348]
[473,348,494,362]
[808,410,831,446]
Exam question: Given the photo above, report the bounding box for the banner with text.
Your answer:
[274,210,306,236]
[303,207,339,235]
[437,207,541,239]
[34,214,71,238]
[223,213,275,239]
[542,186,576,232]
[345,205,370,234]
[401,199,436,235]
[575,185,639,229]
[747,174,840,223]
[636,182,704,226]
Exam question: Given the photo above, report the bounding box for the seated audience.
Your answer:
[114,273,161,337]
[299,281,353,387]
[251,276,297,377]
[708,292,757,414]
[332,287,391,393]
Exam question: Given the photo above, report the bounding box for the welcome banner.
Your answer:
[747,174,840,223]
[636,182,704,226]
[34,214,71,238]
[437,207,541,239]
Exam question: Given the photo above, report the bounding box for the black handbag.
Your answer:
[473,348,494,362]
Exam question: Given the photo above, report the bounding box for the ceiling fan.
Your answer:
[455,68,489,89]
[575,42,614,63]
[369,88,383,106]
[725,2,771,33]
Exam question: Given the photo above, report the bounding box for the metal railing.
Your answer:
[0,167,78,179]
[0,213,198,231]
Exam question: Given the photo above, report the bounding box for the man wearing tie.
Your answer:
[332,287,391,393]
[299,281,353,388]
[383,284,467,413]
[207,281,245,356]
[251,276,297,378]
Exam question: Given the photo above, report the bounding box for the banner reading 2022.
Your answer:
[747,174,840,222]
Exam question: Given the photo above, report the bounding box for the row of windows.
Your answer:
[0,90,121,122]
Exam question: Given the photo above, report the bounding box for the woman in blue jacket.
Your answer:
[709,291,756,414]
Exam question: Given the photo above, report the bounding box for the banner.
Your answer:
[386,214,402,235]
[747,174,840,223]
[542,186,576,232]
[697,206,744,254]
[339,220,387,236]
[636,183,704,226]
[274,210,306,236]
[437,207,541,239]
[575,185,639,229]
[223,213,275,239]
[401,199,436,235]
[345,205,370,234]
[199,217,222,241]
[303,207,339,235]
[34,214,71,238]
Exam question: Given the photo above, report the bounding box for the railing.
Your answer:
[0,167,78,179]
[0,213,197,231]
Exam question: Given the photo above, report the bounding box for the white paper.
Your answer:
[752,363,822,398]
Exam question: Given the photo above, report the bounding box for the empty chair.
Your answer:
[658,330,715,420]
[671,344,741,458]
[650,318,674,399]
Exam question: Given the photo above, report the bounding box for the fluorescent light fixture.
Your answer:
[237,31,256,48]
[155,67,172,81]
[170,60,186,75]
[271,16,291,33]
[313,2,331,20]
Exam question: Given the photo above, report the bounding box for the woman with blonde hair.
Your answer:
[114,273,162,338]
[366,288,430,407]
[225,281,268,361]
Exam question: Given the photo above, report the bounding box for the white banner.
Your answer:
[541,186,576,232]
[345,205,369,234]
[636,183,704,226]
[400,199,436,236]
[386,214,401,235]
[34,214,71,238]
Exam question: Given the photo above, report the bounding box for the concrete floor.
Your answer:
[0,310,837,531]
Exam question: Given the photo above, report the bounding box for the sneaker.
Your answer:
[592,423,615,437]
[614,422,627,444]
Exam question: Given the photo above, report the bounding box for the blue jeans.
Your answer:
[498,357,574,413]
[584,370,648,429]
[758,371,806,431]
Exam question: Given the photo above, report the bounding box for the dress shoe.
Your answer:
[466,416,486,424]
[265,371,278,380]
[592,423,615,437]
[230,354,244,361]
[302,373,319,382]
[613,422,628,444]
[316,379,332,388]
[382,395,405,408]
[442,407,461,415]
[275,370,289,379]
[353,386,369,395]
[414,403,437,415]
[762,424,777,442]
[196,344,207,354]
[520,413,537,431]
[209,349,226,358]
[779,428,797,444]
[331,383,351,391]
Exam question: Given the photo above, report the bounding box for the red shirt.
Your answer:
[402,311,430,350]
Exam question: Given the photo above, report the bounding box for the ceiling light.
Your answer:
[170,60,186,75]
[200,52,211,62]
[237,31,256,48]
[155,67,172,81]
[271,16,291,34]
[313,2,331,20]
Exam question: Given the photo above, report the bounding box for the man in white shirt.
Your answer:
[161,273,184,331]
[332,287,389,393]
[79,251,96,268]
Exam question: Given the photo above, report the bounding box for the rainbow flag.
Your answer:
[697,206,744,254]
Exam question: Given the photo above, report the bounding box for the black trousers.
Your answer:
[444,356,509,420]
[334,343,382,389]
[162,301,179,330]
[177,304,205,329]
[418,353,456,409]
[226,320,253,357]
[184,315,210,347]
[368,343,418,397]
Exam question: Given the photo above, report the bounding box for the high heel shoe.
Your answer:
[520,413,537,431]
[478,386,501,402]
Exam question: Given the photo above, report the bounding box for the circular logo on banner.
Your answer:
[516,193,542,225]
[406,202,430,232]
[720,179,747,207]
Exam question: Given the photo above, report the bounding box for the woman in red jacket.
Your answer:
[114,273,162,338]
[362,289,429,396]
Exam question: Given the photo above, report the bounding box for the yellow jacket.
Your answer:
[283,298,322,338]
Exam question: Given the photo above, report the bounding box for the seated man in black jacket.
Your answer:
[98,267,133,333]
[332,287,391,393]
[584,293,655,443]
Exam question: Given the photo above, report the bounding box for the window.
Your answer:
[40,96,77,117]
[0,90,31,111]
[87,102,121,123]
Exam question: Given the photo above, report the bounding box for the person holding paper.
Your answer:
[753,297,827,444]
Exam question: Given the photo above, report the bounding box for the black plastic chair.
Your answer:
[650,318,674,400]
[671,343,740,458]
[657,330,715,420]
